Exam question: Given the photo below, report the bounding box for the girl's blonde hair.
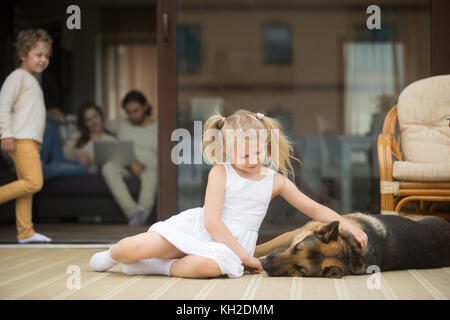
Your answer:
[202,109,302,181]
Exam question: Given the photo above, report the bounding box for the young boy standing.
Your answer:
[0,29,53,243]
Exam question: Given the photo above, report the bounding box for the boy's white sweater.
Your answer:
[0,68,46,143]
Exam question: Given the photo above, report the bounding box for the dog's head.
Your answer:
[262,221,365,278]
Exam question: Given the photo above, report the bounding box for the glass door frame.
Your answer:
[156,0,177,221]
[156,0,450,222]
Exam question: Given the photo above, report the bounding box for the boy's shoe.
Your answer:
[18,233,52,244]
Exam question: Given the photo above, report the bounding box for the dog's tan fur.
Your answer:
[255,218,356,277]
[255,216,362,258]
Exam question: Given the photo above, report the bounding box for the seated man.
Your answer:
[102,90,157,226]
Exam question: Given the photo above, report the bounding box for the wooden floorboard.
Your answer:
[0,248,448,300]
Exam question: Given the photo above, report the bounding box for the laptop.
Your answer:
[93,141,135,166]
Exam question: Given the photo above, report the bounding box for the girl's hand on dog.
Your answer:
[341,221,368,250]
[243,256,263,274]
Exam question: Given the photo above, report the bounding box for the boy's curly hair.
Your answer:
[14,29,53,63]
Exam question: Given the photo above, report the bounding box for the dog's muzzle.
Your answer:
[262,253,279,275]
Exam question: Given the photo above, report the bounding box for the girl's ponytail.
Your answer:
[259,115,302,182]
[202,113,226,164]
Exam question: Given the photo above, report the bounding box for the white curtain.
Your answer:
[103,44,158,121]
[343,42,404,135]
[124,45,158,121]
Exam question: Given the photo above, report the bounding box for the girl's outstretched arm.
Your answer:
[203,164,262,273]
[274,173,368,250]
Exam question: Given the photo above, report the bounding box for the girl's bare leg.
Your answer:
[110,231,185,264]
[91,232,223,278]
[169,255,222,279]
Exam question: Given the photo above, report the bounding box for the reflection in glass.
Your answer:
[176,0,431,235]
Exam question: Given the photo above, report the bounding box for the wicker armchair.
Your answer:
[377,75,450,220]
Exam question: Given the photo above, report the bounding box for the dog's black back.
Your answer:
[353,214,450,272]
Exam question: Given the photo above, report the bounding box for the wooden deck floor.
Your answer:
[0,247,448,300]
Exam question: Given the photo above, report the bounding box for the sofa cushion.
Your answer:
[0,169,16,185]
[38,174,140,198]
[393,161,450,181]
[397,75,450,163]
[0,153,12,170]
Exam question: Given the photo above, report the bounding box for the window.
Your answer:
[355,25,397,42]
[262,24,292,64]
[177,25,201,73]
[102,42,158,121]
[343,42,404,136]
[344,25,403,135]
[175,0,431,229]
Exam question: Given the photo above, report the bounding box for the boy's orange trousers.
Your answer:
[0,139,43,240]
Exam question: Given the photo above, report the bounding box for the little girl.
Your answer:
[0,29,53,243]
[90,110,368,278]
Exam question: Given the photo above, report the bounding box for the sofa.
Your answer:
[0,117,157,225]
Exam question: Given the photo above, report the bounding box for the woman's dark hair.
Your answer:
[121,90,152,116]
[75,103,111,148]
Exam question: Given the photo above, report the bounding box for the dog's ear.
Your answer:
[290,242,301,255]
[321,266,343,278]
[314,221,340,243]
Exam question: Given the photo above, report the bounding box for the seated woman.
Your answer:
[63,103,116,173]
[40,121,89,180]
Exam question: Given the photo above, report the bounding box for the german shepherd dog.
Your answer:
[255,213,450,278]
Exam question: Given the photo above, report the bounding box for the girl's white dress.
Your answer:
[148,162,275,278]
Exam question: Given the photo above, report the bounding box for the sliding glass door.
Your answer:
[158,0,434,237]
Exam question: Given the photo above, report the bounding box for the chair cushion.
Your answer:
[393,161,450,181]
[397,75,450,163]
